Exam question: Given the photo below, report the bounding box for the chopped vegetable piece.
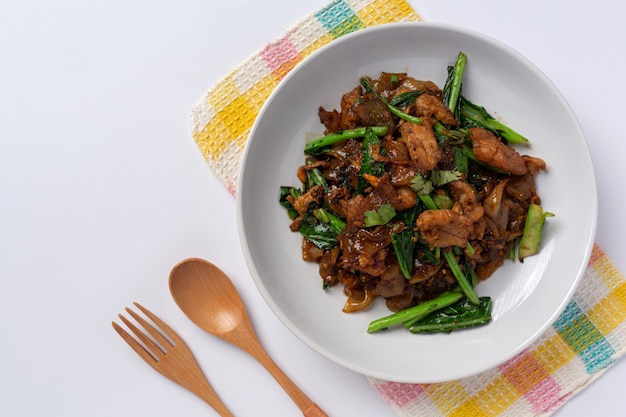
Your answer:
[431,169,463,186]
[304,126,388,155]
[410,174,433,196]
[460,96,528,144]
[364,204,396,227]
[443,249,480,305]
[313,208,346,234]
[299,218,339,250]
[357,127,386,194]
[389,91,424,107]
[279,186,302,220]
[409,296,492,333]
[306,166,328,191]
[391,231,414,279]
[432,193,453,210]
[367,290,464,333]
[518,203,554,261]
[360,77,423,124]
[360,127,385,176]
[443,51,467,117]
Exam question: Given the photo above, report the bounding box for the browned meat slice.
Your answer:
[448,180,485,240]
[385,289,415,312]
[367,174,417,212]
[416,94,457,126]
[393,186,417,211]
[338,87,362,130]
[286,185,324,216]
[475,256,507,280]
[483,179,510,235]
[372,72,407,99]
[448,180,483,223]
[376,264,406,298]
[400,120,441,171]
[296,160,328,183]
[342,194,371,226]
[505,173,535,203]
[523,155,547,175]
[390,164,418,186]
[342,174,417,225]
[382,136,412,164]
[416,209,472,248]
[398,77,443,97]
[319,87,363,133]
[325,186,351,219]
[355,97,394,131]
[302,238,324,262]
[339,225,391,276]
[409,260,443,284]
[318,246,341,287]
[469,127,528,175]
[318,107,341,133]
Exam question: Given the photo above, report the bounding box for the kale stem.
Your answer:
[445,51,467,113]
[304,126,388,155]
[419,194,439,210]
[518,203,554,261]
[360,77,423,124]
[460,96,528,144]
[313,208,346,234]
[443,249,480,305]
[367,290,463,333]
[408,296,492,333]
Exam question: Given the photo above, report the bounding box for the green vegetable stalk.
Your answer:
[389,91,424,107]
[298,218,339,250]
[518,203,554,261]
[460,96,528,144]
[306,166,328,192]
[408,296,492,333]
[356,127,386,194]
[391,232,414,280]
[279,186,302,220]
[367,290,464,333]
[304,126,389,155]
[443,51,467,117]
[360,77,423,124]
[313,208,346,234]
[443,249,480,305]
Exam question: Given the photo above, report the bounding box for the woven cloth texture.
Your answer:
[189,1,626,416]
[190,0,421,196]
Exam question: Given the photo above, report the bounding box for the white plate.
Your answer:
[237,22,597,383]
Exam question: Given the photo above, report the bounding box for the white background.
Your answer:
[1,1,624,416]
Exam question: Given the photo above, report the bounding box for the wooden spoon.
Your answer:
[168,258,328,417]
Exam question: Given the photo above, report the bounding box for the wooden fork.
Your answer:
[112,302,234,417]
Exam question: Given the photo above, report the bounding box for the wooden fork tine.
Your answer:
[125,305,172,352]
[112,320,160,367]
[133,302,180,345]
[116,313,165,358]
[112,303,235,417]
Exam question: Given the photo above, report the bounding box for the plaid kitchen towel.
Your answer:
[189,0,626,416]
[368,243,626,416]
[191,0,421,196]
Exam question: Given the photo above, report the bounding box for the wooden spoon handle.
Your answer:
[249,344,328,417]
[303,403,329,417]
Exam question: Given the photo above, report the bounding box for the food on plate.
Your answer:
[279,52,553,334]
